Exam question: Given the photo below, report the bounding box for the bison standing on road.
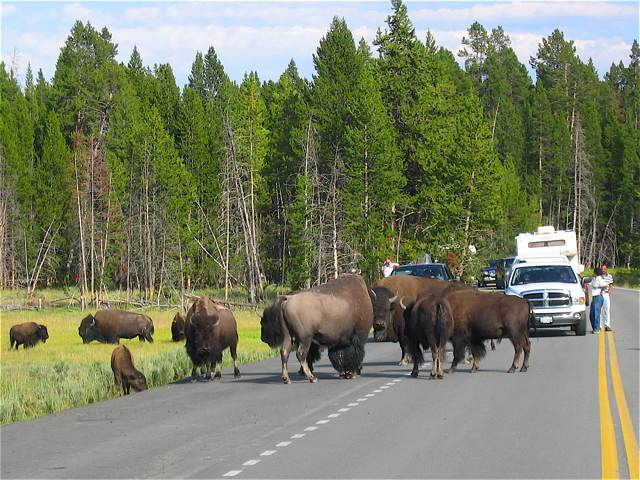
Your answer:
[78,310,154,344]
[371,276,467,364]
[260,274,373,383]
[185,297,240,381]
[111,345,148,395]
[9,322,49,350]
[171,312,186,341]
[438,290,532,373]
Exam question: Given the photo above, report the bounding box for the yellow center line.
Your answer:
[599,330,619,479]
[607,333,640,479]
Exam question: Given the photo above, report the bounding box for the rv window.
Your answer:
[527,240,566,248]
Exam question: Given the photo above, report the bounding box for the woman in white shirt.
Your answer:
[589,267,606,333]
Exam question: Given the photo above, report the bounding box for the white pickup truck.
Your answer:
[505,258,587,335]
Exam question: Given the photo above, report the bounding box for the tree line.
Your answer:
[1,0,638,306]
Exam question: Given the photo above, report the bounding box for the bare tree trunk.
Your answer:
[491,99,500,144]
[74,148,88,310]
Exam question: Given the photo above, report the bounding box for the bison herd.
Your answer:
[7,273,533,398]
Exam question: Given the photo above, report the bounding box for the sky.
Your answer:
[1,1,638,88]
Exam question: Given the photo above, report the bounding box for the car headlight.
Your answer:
[573,296,585,305]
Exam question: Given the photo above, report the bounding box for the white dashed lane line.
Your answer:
[222,375,405,476]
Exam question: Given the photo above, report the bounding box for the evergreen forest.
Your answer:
[1,0,638,305]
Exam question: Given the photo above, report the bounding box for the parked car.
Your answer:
[496,256,516,289]
[505,259,587,335]
[390,263,457,281]
[478,259,498,288]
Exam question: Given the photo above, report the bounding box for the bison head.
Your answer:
[171,313,186,341]
[38,324,49,343]
[130,371,148,392]
[260,299,285,348]
[371,287,400,341]
[78,315,97,344]
[328,336,365,377]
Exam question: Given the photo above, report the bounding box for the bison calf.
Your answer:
[9,322,49,350]
[111,345,148,395]
[185,297,240,381]
[171,312,186,341]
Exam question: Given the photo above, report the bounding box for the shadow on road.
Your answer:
[530,329,577,338]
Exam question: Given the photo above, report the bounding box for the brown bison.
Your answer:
[260,274,373,383]
[185,297,240,381]
[9,322,49,350]
[438,289,532,373]
[78,310,154,344]
[371,276,467,364]
[111,345,148,395]
[404,293,445,378]
[171,312,186,341]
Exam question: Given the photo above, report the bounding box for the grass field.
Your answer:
[0,307,276,425]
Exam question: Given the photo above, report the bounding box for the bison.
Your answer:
[438,289,532,373]
[9,322,49,350]
[111,345,148,395]
[78,310,154,344]
[371,276,467,364]
[260,274,373,383]
[185,297,240,381]
[171,312,186,341]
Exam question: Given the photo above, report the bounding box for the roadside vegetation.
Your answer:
[0,306,276,425]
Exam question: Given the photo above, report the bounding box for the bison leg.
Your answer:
[520,336,531,372]
[448,338,465,374]
[296,339,317,383]
[490,339,496,351]
[205,361,214,381]
[144,329,154,343]
[213,362,222,380]
[114,371,123,394]
[230,341,241,378]
[429,348,437,378]
[191,366,199,382]
[508,342,522,373]
[280,333,293,384]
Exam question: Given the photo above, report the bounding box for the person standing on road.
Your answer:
[590,267,606,334]
[601,262,614,332]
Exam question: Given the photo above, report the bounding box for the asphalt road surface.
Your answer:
[2,289,638,479]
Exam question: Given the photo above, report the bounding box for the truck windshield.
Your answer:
[511,266,577,285]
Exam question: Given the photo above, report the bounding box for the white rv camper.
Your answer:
[515,226,584,274]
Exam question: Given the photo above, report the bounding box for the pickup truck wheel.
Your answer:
[575,313,587,336]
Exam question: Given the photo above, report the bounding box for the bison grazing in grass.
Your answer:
[9,322,49,350]
[78,310,154,344]
[111,345,148,395]
[171,312,186,341]
[185,297,240,381]
[260,274,373,383]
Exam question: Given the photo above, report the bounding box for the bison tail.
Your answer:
[435,302,451,349]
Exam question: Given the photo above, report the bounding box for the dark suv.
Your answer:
[478,259,498,288]
[496,257,516,289]
[390,263,456,281]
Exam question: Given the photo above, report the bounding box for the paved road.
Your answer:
[2,289,638,479]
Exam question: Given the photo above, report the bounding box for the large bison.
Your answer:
[111,345,148,395]
[78,310,154,344]
[9,322,49,350]
[371,276,467,364]
[171,312,186,341]
[260,274,373,383]
[438,289,532,373]
[185,297,240,381]
[404,293,446,378]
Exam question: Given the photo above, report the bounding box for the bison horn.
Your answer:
[388,291,399,304]
[369,289,377,299]
[399,297,406,310]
